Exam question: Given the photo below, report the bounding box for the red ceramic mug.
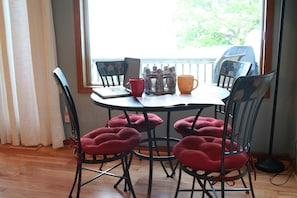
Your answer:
[129,78,144,97]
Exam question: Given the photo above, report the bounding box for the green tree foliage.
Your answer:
[173,0,261,49]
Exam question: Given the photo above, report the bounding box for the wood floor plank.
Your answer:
[0,144,296,198]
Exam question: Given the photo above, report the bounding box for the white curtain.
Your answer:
[0,0,65,148]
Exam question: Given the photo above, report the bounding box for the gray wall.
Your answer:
[52,0,297,158]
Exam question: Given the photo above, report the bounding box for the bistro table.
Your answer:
[90,84,230,197]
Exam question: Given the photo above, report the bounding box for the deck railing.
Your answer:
[140,58,217,85]
[91,58,217,86]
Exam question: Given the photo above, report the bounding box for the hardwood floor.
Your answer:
[0,144,296,198]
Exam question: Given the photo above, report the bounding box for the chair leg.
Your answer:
[113,152,136,198]
[174,163,183,198]
[190,176,195,198]
[197,176,213,198]
[151,128,171,177]
[238,166,255,197]
[122,153,137,198]
[114,152,132,189]
[76,164,82,198]
[220,181,224,198]
[247,167,255,198]
[238,169,250,196]
[69,162,82,198]
[202,179,207,198]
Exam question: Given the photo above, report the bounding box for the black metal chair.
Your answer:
[53,67,141,198]
[96,60,128,88]
[173,72,275,198]
[95,59,164,151]
[174,60,252,138]
[95,60,128,120]
[95,59,163,131]
[96,59,174,181]
[213,45,259,83]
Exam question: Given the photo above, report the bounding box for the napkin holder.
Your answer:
[143,66,176,95]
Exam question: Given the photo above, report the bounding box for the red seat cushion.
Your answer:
[174,116,232,137]
[81,127,141,155]
[106,113,163,131]
[173,136,249,172]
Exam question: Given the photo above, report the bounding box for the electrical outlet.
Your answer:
[64,111,70,123]
[64,106,70,123]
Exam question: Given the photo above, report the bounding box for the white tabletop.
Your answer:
[91,84,230,112]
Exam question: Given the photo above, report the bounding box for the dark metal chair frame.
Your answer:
[96,60,128,87]
[214,60,252,118]
[176,60,252,136]
[53,67,138,198]
[95,60,129,119]
[213,45,259,83]
[95,60,170,176]
[174,72,275,198]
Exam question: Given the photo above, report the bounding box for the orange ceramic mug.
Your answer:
[129,78,144,97]
[177,75,199,94]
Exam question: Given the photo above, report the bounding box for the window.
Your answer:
[74,0,273,93]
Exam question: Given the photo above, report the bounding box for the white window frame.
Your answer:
[73,0,273,93]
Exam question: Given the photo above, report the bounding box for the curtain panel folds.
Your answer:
[0,0,64,148]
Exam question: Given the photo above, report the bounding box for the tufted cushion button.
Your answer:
[173,136,249,172]
[106,113,163,131]
[174,116,232,137]
[81,127,141,155]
